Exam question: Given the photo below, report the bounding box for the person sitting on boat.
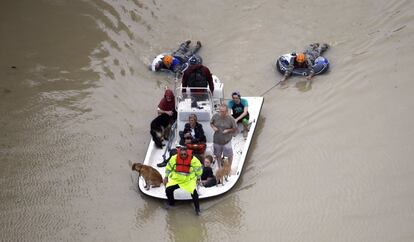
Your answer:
[164,146,203,215]
[281,43,329,85]
[181,63,214,95]
[199,155,217,188]
[228,91,249,139]
[210,104,237,170]
[158,88,177,122]
[179,114,207,155]
[154,40,202,73]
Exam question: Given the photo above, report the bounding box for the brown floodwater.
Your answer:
[1,0,414,241]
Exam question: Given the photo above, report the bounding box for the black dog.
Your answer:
[150,113,175,148]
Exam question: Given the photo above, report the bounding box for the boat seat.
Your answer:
[177,100,212,122]
[179,111,211,122]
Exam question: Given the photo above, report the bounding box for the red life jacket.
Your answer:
[175,148,193,173]
[186,143,206,154]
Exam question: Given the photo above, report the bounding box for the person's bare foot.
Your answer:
[243,129,248,139]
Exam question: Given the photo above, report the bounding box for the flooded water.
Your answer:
[1,0,414,241]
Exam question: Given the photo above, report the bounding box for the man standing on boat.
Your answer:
[280,43,329,85]
[164,147,203,215]
[182,63,214,94]
[210,104,237,169]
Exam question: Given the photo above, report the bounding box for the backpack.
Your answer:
[187,66,208,88]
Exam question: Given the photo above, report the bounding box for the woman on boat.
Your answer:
[180,114,207,155]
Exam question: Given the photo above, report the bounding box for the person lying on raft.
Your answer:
[154,40,202,73]
[280,43,329,85]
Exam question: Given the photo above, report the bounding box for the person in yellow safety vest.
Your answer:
[164,147,203,215]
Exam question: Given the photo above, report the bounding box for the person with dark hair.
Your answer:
[182,64,214,94]
[163,147,203,215]
[200,155,217,187]
[228,91,250,139]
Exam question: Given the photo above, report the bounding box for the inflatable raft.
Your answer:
[276,53,329,76]
[151,53,203,73]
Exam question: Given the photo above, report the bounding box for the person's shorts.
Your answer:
[233,114,249,126]
[213,141,233,158]
[203,177,217,187]
[241,117,249,126]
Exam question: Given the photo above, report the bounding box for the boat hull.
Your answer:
[138,96,264,200]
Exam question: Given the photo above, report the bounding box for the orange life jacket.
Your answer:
[175,148,193,173]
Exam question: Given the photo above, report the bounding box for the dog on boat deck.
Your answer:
[150,113,174,148]
[215,157,231,186]
[132,163,163,190]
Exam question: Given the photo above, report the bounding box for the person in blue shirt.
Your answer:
[155,40,202,73]
[228,91,249,139]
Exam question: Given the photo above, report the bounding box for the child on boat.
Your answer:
[200,155,217,187]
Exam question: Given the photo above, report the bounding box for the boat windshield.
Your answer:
[175,87,213,109]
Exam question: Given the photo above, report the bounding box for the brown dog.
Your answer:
[215,157,231,186]
[132,163,163,190]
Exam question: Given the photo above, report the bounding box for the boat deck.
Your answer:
[139,96,264,200]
